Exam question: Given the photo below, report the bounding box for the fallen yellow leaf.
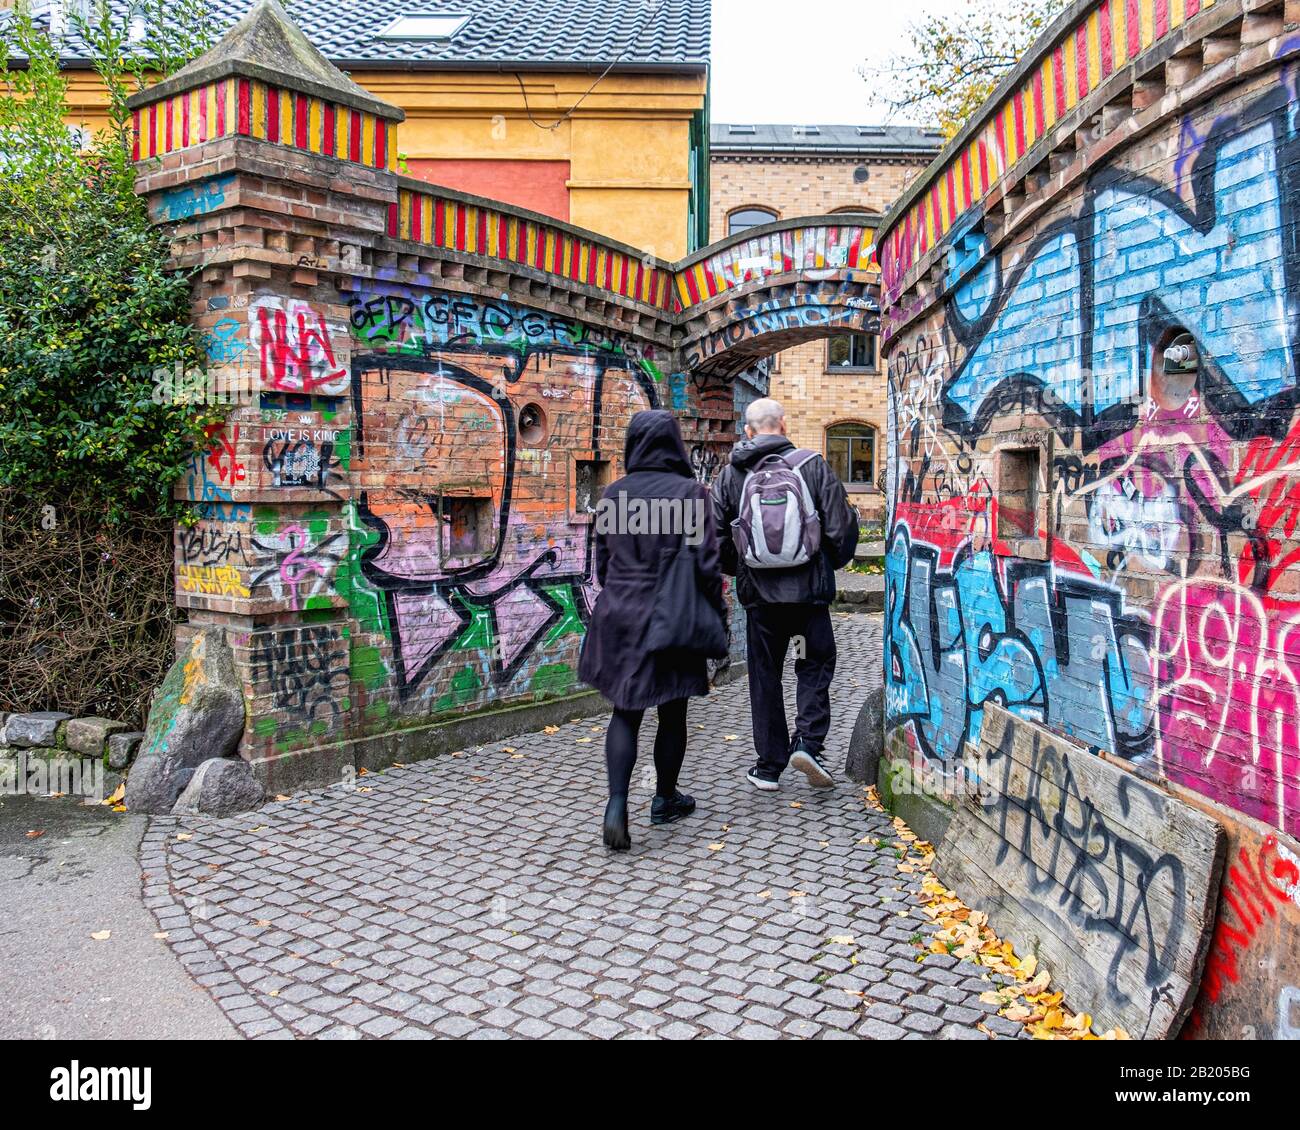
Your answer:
[101,783,125,806]
[90,930,111,941]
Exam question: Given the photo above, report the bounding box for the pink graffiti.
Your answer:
[1155,579,1300,839]
[278,524,327,612]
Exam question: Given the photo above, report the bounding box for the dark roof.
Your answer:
[6,0,710,72]
[711,123,945,156]
[126,0,401,117]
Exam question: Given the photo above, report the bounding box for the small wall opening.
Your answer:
[996,447,1040,541]
[574,458,613,516]
[439,494,493,561]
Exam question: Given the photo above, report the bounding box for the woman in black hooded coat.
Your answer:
[578,409,726,850]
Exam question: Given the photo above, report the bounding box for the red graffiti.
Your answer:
[1196,835,1299,1010]
[1236,415,1300,591]
[204,423,245,486]
[257,303,346,393]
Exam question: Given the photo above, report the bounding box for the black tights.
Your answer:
[605,698,689,802]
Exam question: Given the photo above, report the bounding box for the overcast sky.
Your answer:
[710,0,951,126]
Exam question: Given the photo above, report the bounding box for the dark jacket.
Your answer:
[578,410,725,711]
[712,433,859,607]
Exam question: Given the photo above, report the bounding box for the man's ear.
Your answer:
[743,424,755,439]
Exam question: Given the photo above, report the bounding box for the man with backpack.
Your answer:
[712,398,860,791]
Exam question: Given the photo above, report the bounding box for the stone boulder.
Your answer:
[3,712,70,748]
[65,716,128,758]
[126,629,246,813]
[106,730,144,771]
[171,757,264,816]
[844,686,885,784]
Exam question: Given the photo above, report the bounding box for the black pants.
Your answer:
[746,603,837,777]
[605,698,689,801]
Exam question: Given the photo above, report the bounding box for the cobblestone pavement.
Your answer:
[143,613,1014,1040]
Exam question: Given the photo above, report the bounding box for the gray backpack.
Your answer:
[730,450,822,569]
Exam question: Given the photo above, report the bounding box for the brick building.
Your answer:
[710,123,941,514]
[8,0,710,257]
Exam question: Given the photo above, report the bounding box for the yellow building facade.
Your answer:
[61,65,708,260]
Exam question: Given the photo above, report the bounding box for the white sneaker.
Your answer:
[789,747,835,789]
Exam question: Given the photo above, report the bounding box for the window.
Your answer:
[727,124,757,135]
[826,423,876,486]
[827,333,878,372]
[377,14,470,39]
[727,207,777,236]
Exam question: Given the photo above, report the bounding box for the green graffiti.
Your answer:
[541,583,586,644]
[350,643,389,691]
[639,357,665,382]
[452,595,493,652]
[336,502,390,637]
[435,664,484,712]
[530,663,574,699]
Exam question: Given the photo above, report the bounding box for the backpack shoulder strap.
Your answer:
[785,449,821,471]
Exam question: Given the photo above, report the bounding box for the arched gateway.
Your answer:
[130,0,879,791]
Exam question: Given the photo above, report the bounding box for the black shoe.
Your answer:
[789,744,835,789]
[746,767,780,792]
[651,790,696,825]
[603,796,631,850]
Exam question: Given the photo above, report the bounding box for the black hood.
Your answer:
[624,409,693,477]
[730,432,795,471]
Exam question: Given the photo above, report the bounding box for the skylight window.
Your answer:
[376,13,470,40]
[857,127,887,136]
[727,125,757,135]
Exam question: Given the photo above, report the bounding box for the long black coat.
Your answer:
[578,411,725,711]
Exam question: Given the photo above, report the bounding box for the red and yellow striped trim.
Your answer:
[674,225,875,309]
[880,0,1217,298]
[389,187,677,311]
[132,78,395,170]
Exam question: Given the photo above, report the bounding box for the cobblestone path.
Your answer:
[142,614,1015,1040]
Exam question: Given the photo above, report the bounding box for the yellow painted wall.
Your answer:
[62,67,706,259]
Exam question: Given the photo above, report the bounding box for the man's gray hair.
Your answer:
[745,398,785,432]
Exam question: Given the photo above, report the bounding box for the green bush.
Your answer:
[0,3,216,519]
[0,4,215,718]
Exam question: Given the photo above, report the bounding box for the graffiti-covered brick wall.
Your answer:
[166,255,732,776]
[877,0,1300,1039]
[129,3,885,815]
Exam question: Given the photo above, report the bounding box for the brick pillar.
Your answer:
[130,0,404,790]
